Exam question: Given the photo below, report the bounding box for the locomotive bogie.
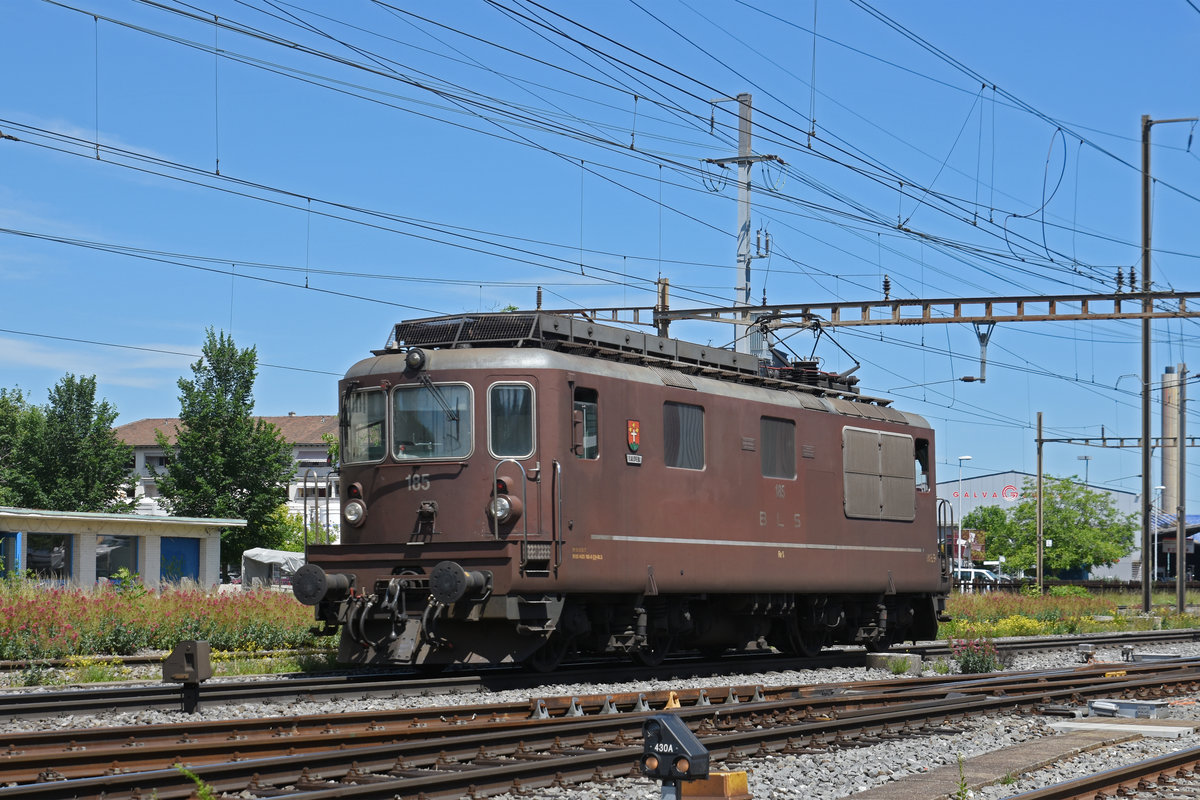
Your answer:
[298,314,950,669]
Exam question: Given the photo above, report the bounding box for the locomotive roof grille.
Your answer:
[380,312,893,406]
[388,314,543,349]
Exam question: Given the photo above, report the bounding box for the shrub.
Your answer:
[0,577,318,660]
[1048,585,1091,599]
[989,614,1045,638]
[950,637,1003,674]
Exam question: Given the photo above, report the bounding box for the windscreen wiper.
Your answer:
[419,372,459,422]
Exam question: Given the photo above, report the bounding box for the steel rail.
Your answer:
[1002,743,1200,800]
[5,660,1200,799]
[0,659,1189,767]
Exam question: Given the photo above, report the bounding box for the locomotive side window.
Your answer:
[342,389,387,463]
[392,384,473,460]
[489,383,535,458]
[760,416,796,479]
[663,401,704,470]
[915,438,931,491]
[842,427,916,521]
[574,387,599,459]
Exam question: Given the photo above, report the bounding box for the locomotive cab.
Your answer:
[300,335,568,668]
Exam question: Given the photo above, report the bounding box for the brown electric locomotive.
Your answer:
[293,313,951,671]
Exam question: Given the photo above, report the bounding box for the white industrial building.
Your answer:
[935,470,1141,581]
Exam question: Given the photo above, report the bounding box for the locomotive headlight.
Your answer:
[488,495,513,522]
[486,493,522,523]
[405,348,427,372]
[343,499,368,527]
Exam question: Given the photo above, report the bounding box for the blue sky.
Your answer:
[2,1,1199,503]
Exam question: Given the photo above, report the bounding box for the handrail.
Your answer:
[936,497,953,580]
[491,458,529,543]
[553,460,562,572]
[300,468,317,561]
[300,468,338,559]
[323,471,337,546]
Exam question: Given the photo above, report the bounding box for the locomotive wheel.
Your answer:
[772,618,820,662]
[778,619,821,658]
[787,630,822,659]
[523,634,570,673]
[632,635,673,667]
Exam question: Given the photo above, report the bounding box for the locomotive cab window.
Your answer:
[915,438,931,491]
[664,401,704,470]
[842,427,916,521]
[489,383,535,458]
[573,387,598,459]
[392,383,473,460]
[342,389,387,463]
[760,416,796,479]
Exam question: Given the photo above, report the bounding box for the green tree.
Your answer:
[961,504,1011,566]
[0,377,133,512]
[0,388,33,506]
[271,504,337,552]
[322,431,339,471]
[153,330,295,563]
[984,476,1136,574]
[962,505,1009,540]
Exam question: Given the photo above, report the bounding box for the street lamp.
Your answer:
[958,455,973,570]
[1154,485,1166,582]
[1077,455,1092,486]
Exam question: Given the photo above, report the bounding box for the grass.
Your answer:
[210,648,338,677]
[937,589,1200,640]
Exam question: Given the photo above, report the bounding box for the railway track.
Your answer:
[1008,744,1200,799]
[0,649,869,718]
[3,628,1196,719]
[5,658,1200,799]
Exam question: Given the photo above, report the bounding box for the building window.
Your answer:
[27,533,71,581]
[664,402,704,470]
[97,535,137,580]
[0,533,17,574]
[295,482,338,499]
[760,417,796,479]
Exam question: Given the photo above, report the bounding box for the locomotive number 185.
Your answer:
[407,473,431,491]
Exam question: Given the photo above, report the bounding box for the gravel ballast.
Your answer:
[5,642,1200,799]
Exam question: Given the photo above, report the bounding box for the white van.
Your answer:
[953,567,1003,591]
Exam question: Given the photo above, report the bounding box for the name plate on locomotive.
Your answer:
[626,453,643,465]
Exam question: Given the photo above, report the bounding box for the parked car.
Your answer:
[953,567,1005,591]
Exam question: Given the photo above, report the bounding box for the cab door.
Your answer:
[554,384,606,579]
[486,379,545,569]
